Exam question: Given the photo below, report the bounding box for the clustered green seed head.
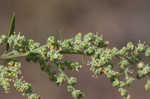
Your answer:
[0,61,39,99]
[1,27,150,99]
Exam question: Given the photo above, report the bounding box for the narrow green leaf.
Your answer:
[8,13,16,36]
[6,13,16,51]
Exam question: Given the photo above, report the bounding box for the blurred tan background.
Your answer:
[0,0,150,99]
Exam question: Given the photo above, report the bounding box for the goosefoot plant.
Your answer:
[1,14,150,99]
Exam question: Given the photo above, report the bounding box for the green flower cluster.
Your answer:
[6,34,40,53]
[1,15,150,99]
[0,35,7,46]
[14,78,40,99]
[0,61,39,99]
[1,31,150,99]
[0,61,22,92]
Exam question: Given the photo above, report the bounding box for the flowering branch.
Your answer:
[0,14,150,99]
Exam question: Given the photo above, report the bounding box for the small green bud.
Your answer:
[72,90,84,99]
[119,88,128,97]
[67,85,75,92]
[1,79,10,92]
[126,77,134,86]
[145,80,150,91]
[136,42,145,52]
[120,59,129,69]
[68,77,77,86]
[136,70,144,79]
[47,50,63,61]
[137,62,144,69]
[145,47,150,56]
[119,81,126,87]
[94,67,103,75]
[112,79,120,87]
[84,46,95,55]
[1,35,7,41]
[56,73,66,86]
[48,36,56,45]
[28,93,40,99]
[127,42,134,50]
[75,33,82,41]
[83,32,94,42]
[119,47,128,56]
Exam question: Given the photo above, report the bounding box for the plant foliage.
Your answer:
[0,14,150,99]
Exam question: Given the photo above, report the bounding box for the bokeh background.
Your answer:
[0,0,150,99]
